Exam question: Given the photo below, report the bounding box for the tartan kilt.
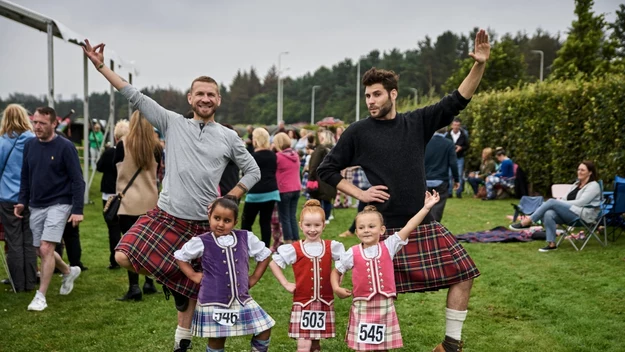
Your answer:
[346,295,402,350]
[341,168,356,183]
[382,221,480,293]
[288,301,336,340]
[192,299,275,338]
[115,207,210,299]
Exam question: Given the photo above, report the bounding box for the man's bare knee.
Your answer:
[114,251,132,269]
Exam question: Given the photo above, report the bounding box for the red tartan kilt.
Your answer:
[288,301,336,339]
[115,207,210,299]
[382,221,480,293]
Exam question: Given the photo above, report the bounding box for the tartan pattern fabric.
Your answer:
[288,301,336,339]
[382,222,480,293]
[345,295,402,350]
[341,167,356,183]
[270,203,283,252]
[192,299,275,338]
[351,167,371,190]
[115,207,210,299]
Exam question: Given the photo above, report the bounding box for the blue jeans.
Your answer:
[530,199,578,242]
[278,191,300,241]
[449,157,464,196]
[320,200,332,221]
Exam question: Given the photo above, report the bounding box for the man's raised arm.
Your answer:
[82,40,129,91]
[457,29,490,100]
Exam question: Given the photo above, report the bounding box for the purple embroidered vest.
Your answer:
[198,230,251,306]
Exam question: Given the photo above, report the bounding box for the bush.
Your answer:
[457,75,625,195]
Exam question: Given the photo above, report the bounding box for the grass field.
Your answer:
[1,178,624,351]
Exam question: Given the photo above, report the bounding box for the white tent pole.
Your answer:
[46,21,54,109]
[109,59,115,146]
[83,53,90,204]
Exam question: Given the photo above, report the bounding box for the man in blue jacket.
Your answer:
[425,127,460,222]
[484,149,515,200]
[15,107,85,311]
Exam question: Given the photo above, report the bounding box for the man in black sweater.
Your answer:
[318,29,490,352]
[425,127,459,222]
[445,117,469,198]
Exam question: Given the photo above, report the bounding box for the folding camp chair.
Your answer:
[511,196,544,222]
[0,222,16,293]
[604,177,625,242]
[556,180,608,251]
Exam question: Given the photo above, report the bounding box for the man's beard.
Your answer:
[192,104,217,119]
[370,98,393,119]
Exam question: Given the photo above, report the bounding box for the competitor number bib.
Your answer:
[300,310,326,330]
[356,323,386,344]
[212,309,239,326]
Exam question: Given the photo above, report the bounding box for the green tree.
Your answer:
[443,34,527,93]
[551,0,606,79]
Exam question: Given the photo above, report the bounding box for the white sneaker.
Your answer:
[28,292,47,311]
[60,266,81,295]
[325,220,330,225]
[328,215,335,220]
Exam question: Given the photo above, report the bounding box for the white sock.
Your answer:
[445,308,467,341]
[174,325,192,345]
[36,290,46,299]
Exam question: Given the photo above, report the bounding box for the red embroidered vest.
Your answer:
[351,243,396,301]
[292,240,334,306]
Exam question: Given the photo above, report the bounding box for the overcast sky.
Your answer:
[0,0,620,99]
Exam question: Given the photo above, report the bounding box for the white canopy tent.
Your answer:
[0,0,138,204]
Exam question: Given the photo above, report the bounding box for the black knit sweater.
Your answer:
[318,90,470,227]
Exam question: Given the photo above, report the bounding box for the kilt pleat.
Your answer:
[345,295,402,350]
[192,299,275,338]
[115,207,210,299]
[288,301,336,340]
[382,221,480,293]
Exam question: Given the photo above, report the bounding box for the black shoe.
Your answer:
[79,266,89,271]
[509,222,530,231]
[173,339,192,352]
[117,285,142,301]
[107,264,121,270]
[456,193,462,199]
[1,278,10,285]
[143,281,158,295]
[538,245,558,252]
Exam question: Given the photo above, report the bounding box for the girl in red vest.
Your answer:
[331,191,440,351]
[269,199,346,352]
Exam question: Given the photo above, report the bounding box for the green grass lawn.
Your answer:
[1,179,624,351]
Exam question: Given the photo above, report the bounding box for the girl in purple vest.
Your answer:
[331,191,440,351]
[269,199,346,352]
[175,196,275,352]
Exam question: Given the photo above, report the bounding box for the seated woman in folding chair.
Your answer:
[509,160,601,252]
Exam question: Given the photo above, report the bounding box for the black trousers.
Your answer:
[241,200,276,248]
[348,200,368,234]
[102,199,121,266]
[55,222,84,268]
[427,181,449,223]
[0,202,37,292]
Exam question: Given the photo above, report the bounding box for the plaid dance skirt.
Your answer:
[192,299,275,338]
[115,207,210,299]
[345,295,402,350]
[288,301,336,340]
[382,221,480,293]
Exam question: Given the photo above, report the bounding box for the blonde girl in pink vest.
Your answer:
[331,191,440,351]
[269,199,346,352]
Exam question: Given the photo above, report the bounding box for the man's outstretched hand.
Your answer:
[82,39,105,68]
[469,29,490,64]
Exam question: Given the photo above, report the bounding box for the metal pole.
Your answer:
[277,51,289,125]
[46,22,55,109]
[311,85,320,125]
[128,72,133,119]
[83,53,89,204]
[531,50,544,82]
[109,59,115,146]
[356,60,360,122]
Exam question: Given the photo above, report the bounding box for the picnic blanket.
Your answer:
[455,226,534,243]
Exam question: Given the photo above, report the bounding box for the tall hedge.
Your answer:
[458,75,625,195]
